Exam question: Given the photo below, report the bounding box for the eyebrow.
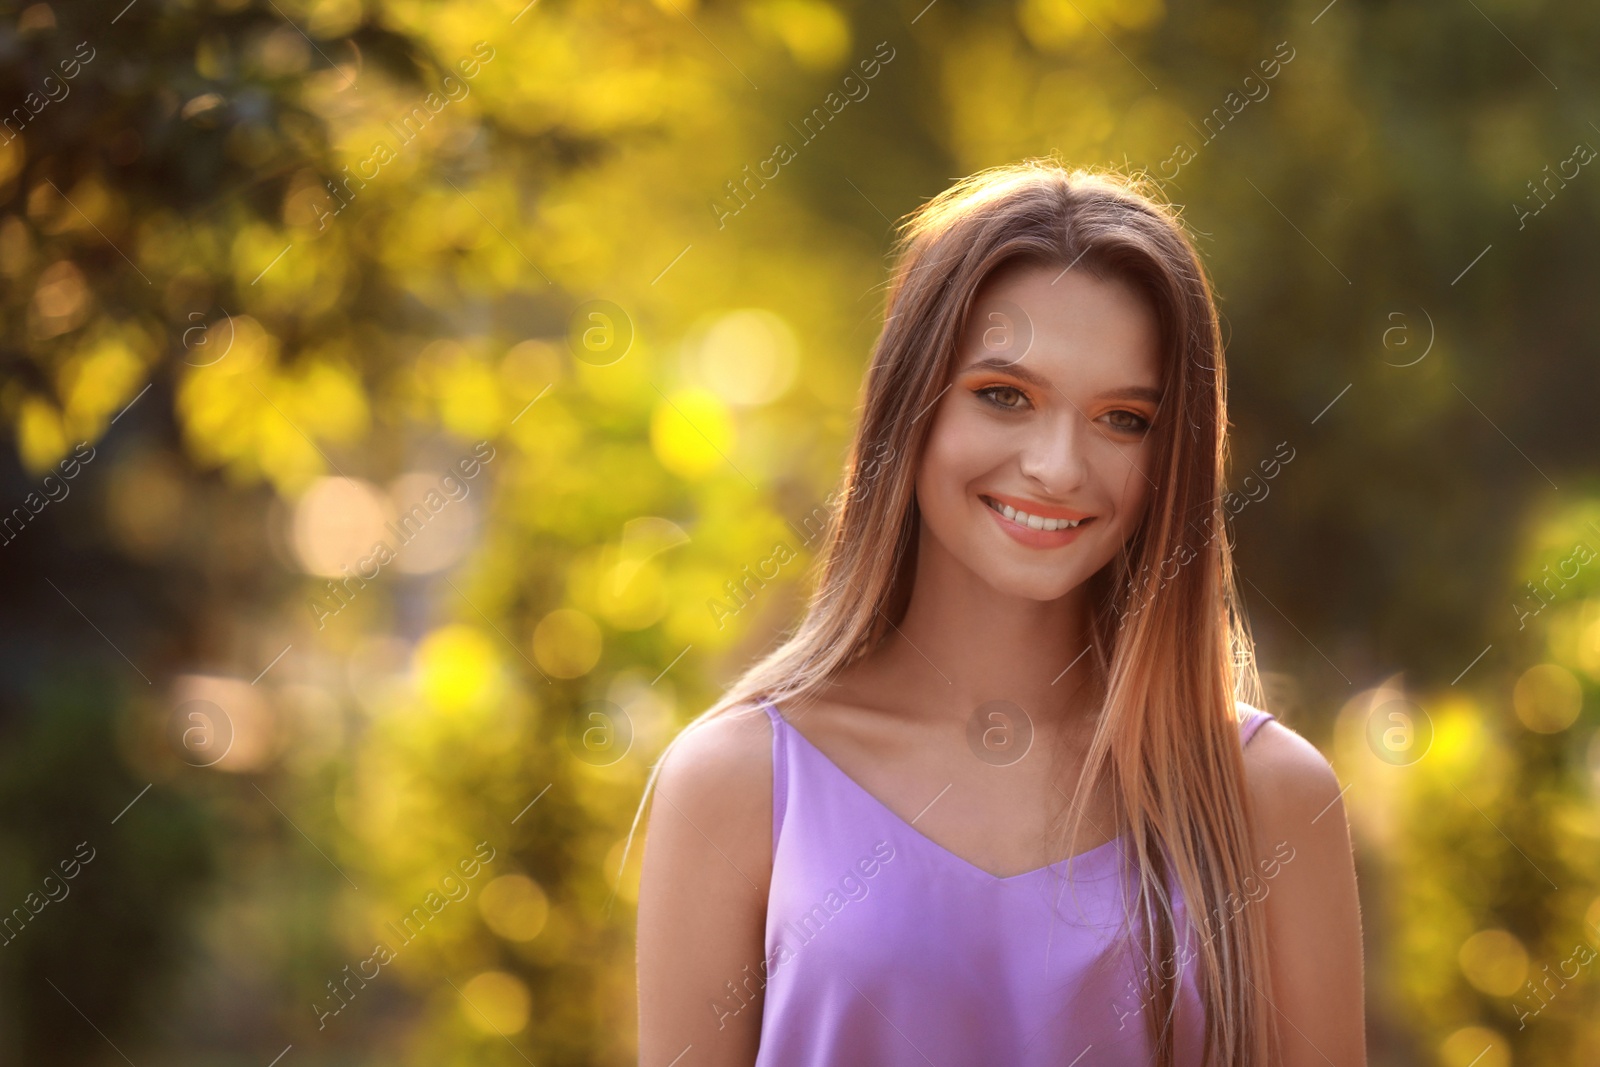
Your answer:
[959,356,1164,405]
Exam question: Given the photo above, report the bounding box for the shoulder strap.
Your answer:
[760,699,788,859]
[1240,707,1276,748]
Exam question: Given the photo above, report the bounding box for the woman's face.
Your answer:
[913,261,1164,603]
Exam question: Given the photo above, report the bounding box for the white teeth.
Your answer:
[984,497,1083,531]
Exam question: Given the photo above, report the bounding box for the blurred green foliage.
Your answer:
[0,0,1597,1064]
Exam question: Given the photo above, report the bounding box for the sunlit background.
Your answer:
[1,0,1598,1063]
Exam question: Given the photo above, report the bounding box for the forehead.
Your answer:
[957,261,1163,385]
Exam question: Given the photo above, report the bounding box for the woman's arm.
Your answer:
[1242,720,1367,1066]
[636,709,774,1066]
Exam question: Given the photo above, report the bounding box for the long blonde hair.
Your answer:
[629,157,1277,1066]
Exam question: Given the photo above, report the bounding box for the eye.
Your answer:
[1102,409,1151,435]
[975,384,1030,411]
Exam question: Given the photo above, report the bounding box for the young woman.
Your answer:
[634,160,1365,1066]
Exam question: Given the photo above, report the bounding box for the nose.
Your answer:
[1018,409,1090,494]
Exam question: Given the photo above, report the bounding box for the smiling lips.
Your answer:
[980,492,1094,546]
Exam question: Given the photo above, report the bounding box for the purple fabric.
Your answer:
[751,698,1275,1067]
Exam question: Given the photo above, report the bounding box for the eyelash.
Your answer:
[975,384,1029,411]
[973,385,1152,435]
[1105,410,1152,435]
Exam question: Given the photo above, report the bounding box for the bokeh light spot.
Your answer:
[1458,929,1529,997]
[414,625,501,712]
[1513,663,1582,733]
[1439,1026,1509,1067]
[688,308,799,406]
[479,875,550,942]
[533,608,601,679]
[650,387,732,480]
[291,477,390,577]
[460,970,531,1034]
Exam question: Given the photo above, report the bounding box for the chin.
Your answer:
[972,557,1095,603]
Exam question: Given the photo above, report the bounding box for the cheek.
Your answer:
[958,399,1022,457]
[913,447,956,525]
[915,427,988,539]
[1121,456,1154,510]
[918,414,988,496]
[1098,442,1156,525]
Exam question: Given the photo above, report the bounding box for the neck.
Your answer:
[866,521,1102,728]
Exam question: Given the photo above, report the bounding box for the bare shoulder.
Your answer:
[650,705,776,882]
[1240,713,1344,830]
[654,706,775,833]
[1235,713,1368,1061]
[637,704,776,1063]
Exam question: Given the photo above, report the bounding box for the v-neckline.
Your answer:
[767,699,1128,884]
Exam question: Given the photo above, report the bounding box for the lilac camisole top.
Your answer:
[751,698,1276,1067]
